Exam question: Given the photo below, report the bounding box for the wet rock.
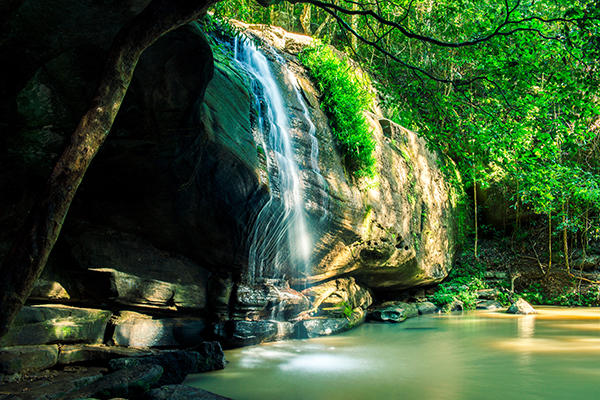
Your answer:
[441,301,464,313]
[476,300,503,310]
[0,345,58,375]
[142,384,232,400]
[0,305,111,347]
[369,301,418,322]
[299,308,366,338]
[506,298,537,315]
[232,281,310,321]
[221,26,461,291]
[231,284,273,318]
[212,321,280,348]
[57,345,154,366]
[110,351,195,387]
[109,344,225,386]
[61,364,163,400]
[302,277,372,318]
[111,311,207,348]
[416,301,437,315]
[188,342,227,373]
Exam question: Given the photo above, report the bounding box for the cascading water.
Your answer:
[234,37,320,285]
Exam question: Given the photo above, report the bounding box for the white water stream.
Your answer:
[234,38,320,284]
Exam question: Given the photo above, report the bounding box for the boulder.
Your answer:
[111,311,207,348]
[298,308,366,338]
[416,301,437,315]
[187,342,227,373]
[302,277,372,318]
[0,345,58,375]
[441,300,464,313]
[571,253,600,271]
[110,351,197,387]
[476,300,503,310]
[142,384,232,400]
[109,344,225,386]
[212,321,280,348]
[0,305,111,347]
[369,301,419,322]
[61,364,163,400]
[506,298,537,315]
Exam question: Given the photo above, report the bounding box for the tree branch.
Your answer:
[293,0,596,48]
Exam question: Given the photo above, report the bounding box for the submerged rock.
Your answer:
[369,301,419,322]
[506,298,537,315]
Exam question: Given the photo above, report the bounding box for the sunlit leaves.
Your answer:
[299,42,377,179]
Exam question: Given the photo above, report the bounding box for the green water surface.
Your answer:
[185,307,600,399]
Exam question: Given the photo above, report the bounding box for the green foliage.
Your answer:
[430,257,488,310]
[299,42,377,179]
[521,283,600,307]
[340,301,354,319]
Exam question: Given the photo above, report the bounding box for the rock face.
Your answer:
[1,2,461,349]
[234,23,461,293]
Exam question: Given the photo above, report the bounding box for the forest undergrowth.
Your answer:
[433,220,600,309]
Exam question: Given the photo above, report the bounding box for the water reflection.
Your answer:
[186,308,600,400]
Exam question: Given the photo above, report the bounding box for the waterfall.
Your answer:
[234,37,318,285]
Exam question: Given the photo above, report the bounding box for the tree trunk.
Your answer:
[0,0,218,340]
[300,4,312,35]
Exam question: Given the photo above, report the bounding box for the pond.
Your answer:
[185,307,600,400]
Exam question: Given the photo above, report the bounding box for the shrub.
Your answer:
[299,42,377,179]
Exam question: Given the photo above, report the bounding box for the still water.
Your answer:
[185,308,600,399]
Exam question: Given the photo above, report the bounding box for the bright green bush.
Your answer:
[299,42,377,179]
